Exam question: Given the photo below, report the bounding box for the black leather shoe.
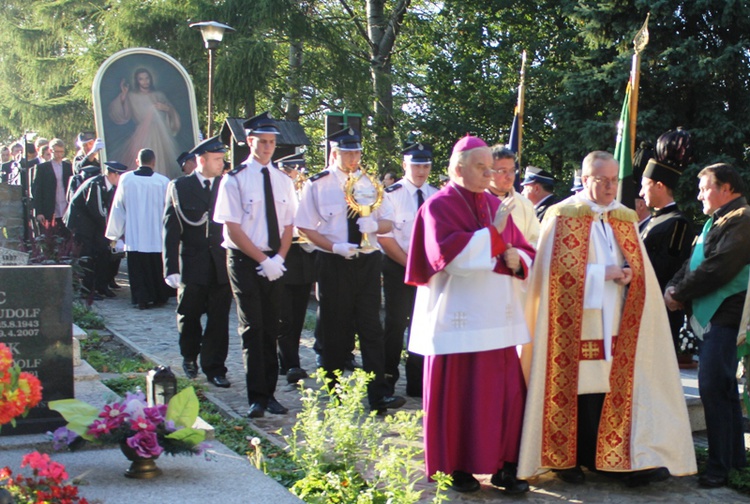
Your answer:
[247,403,265,418]
[97,287,116,298]
[490,463,530,494]
[449,471,480,493]
[182,360,199,379]
[698,473,728,488]
[623,467,670,487]
[109,280,122,289]
[371,395,406,414]
[286,367,309,384]
[208,375,230,388]
[555,466,585,484]
[266,397,288,415]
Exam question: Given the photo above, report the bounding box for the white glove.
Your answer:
[164,274,181,289]
[357,216,378,234]
[256,257,286,281]
[87,138,105,156]
[113,239,126,253]
[332,242,358,259]
[270,254,285,267]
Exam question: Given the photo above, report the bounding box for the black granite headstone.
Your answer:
[0,265,73,435]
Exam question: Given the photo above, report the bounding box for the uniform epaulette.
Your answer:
[309,170,330,182]
[228,165,247,176]
[385,183,402,193]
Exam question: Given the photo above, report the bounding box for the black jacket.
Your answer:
[32,160,73,219]
[64,174,114,248]
[163,173,228,286]
[669,196,750,327]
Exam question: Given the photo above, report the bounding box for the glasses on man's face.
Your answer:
[490,168,515,177]
[590,176,619,187]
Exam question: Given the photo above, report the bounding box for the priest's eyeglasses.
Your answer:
[590,176,619,187]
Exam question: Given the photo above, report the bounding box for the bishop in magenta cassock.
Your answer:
[405,135,535,494]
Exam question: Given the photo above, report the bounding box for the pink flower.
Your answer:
[143,405,165,425]
[129,416,156,432]
[126,431,164,458]
[99,402,126,419]
[21,451,51,471]
[39,460,68,482]
[86,419,112,437]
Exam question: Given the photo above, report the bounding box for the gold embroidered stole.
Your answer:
[541,206,645,470]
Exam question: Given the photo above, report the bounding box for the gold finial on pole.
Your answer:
[629,14,650,158]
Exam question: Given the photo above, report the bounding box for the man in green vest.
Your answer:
[666,163,750,488]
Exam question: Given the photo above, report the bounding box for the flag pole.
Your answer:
[629,13,650,158]
[517,50,527,167]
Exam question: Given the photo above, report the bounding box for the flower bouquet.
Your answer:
[0,342,43,429]
[1,451,88,504]
[49,386,206,478]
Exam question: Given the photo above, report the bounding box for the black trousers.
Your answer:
[77,236,109,294]
[127,251,168,306]
[576,393,605,469]
[278,282,312,372]
[382,256,422,396]
[227,249,281,407]
[316,251,388,406]
[176,282,232,379]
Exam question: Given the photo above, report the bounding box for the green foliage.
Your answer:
[72,302,105,330]
[46,398,100,440]
[289,369,446,503]
[79,332,151,374]
[165,386,200,428]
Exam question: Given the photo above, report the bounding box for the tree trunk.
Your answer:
[366,0,410,174]
[285,39,303,122]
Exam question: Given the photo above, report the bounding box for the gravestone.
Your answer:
[0,265,73,435]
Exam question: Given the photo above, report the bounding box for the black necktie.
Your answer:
[347,211,362,245]
[417,188,424,209]
[262,167,281,251]
[203,179,211,193]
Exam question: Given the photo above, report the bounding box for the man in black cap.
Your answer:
[640,129,695,353]
[520,166,558,221]
[177,151,197,175]
[275,152,315,385]
[73,132,103,174]
[377,142,438,397]
[163,136,232,388]
[214,112,297,417]
[65,160,128,299]
[32,138,73,233]
[295,127,406,413]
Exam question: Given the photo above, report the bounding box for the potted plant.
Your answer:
[49,386,207,478]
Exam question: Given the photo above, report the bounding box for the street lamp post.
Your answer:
[189,21,235,137]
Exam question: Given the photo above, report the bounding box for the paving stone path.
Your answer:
[89,267,749,503]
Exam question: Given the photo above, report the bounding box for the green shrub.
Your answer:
[288,369,450,503]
